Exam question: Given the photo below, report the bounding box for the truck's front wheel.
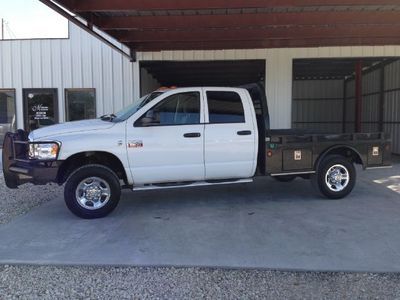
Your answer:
[64,164,121,219]
[314,155,356,199]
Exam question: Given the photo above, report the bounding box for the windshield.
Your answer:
[109,92,163,122]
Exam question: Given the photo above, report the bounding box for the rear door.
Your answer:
[204,88,258,180]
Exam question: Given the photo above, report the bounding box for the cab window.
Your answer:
[206,91,245,123]
[135,92,200,127]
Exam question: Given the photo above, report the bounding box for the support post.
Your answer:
[342,78,347,133]
[130,48,137,62]
[355,60,363,132]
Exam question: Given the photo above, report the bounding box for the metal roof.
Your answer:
[40,1,400,55]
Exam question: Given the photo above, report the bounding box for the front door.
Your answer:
[23,89,58,132]
[127,90,205,185]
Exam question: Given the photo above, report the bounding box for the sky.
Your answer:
[0,0,68,39]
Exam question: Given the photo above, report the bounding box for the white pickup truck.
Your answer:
[2,84,391,218]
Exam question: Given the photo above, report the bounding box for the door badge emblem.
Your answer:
[128,141,143,148]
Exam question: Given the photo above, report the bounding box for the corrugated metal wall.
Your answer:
[361,70,380,133]
[292,80,343,133]
[384,60,400,154]
[346,61,400,154]
[345,79,356,132]
[293,60,400,154]
[0,22,135,129]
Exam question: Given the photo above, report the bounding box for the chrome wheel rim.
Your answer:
[325,164,350,192]
[75,177,111,210]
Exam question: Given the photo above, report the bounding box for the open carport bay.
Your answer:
[140,60,266,95]
[0,162,399,272]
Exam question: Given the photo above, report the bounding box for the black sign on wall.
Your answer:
[23,89,59,132]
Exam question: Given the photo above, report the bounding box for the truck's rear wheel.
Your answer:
[313,155,356,199]
[64,164,121,219]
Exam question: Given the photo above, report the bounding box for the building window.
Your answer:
[0,89,16,144]
[65,89,96,121]
[23,89,59,132]
[206,91,245,123]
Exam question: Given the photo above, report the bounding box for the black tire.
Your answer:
[273,175,296,182]
[313,155,356,199]
[64,164,121,219]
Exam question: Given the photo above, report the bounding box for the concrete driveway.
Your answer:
[0,161,399,272]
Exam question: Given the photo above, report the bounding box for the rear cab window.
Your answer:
[206,91,245,123]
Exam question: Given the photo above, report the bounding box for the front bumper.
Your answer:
[2,131,61,189]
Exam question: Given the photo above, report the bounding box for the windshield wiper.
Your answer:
[100,114,117,121]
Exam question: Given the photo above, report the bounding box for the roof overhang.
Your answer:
[40,0,400,56]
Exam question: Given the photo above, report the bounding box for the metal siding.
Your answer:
[113,53,124,112]
[31,41,42,87]
[81,31,93,88]
[41,40,53,87]
[383,60,400,154]
[385,60,400,90]
[362,95,379,121]
[385,91,400,122]
[384,124,400,155]
[292,80,343,133]
[345,79,356,132]
[1,42,13,88]
[361,68,381,133]
[347,79,356,98]
[0,21,134,128]
[362,68,380,94]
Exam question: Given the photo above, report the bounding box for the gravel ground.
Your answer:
[1,265,400,299]
[0,174,63,225]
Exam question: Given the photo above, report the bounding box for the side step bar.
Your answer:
[365,165,392,170]
[132,178,253,191]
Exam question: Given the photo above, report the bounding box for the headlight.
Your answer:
[29,142,60,160]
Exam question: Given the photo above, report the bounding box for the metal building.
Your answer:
[1,1,400,154]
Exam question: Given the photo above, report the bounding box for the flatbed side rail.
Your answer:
[269,132,388,145]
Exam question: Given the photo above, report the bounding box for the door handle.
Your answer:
[184,132,201,138]
[237,130,252,136]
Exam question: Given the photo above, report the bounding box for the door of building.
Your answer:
[23,89,59,132]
